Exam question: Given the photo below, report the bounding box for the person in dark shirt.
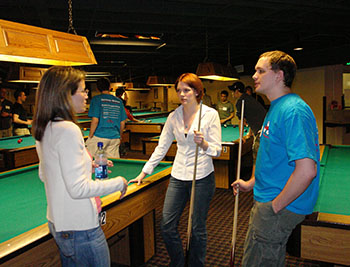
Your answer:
[13,90,32,136]
[228,81,266,169]
[245,85,266,109]
[0,87,13,137]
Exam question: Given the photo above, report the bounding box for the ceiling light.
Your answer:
[90,39,166,48]
[196,62,239,81]
[146,76,175,86]
[293,34,303,51]
[7,66,46,83]
[0,19,97,66]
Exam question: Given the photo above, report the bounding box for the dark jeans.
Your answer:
[161,172,216,267]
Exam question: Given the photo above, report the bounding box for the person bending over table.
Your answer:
[232,50,320,267]
[130,73,222,267]
[32,66,128,267]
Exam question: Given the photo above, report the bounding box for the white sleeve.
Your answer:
[142,114,175,174]
[57,124,125,199]
[203,110,222,157]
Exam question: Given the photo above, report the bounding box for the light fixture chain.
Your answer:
[68,0,77,35]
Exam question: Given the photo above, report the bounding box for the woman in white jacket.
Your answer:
[130,73,222,267]
[33,66,127,266]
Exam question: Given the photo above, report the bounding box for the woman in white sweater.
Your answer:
[33,66,127,267]
[130,73,222,267]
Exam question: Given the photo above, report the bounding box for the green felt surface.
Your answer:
[0,159,172,243]
[314,145,350,215]
[77,118,91,123]
[221,125,249,142]
[0,129,90,150]
[133,111,164,116]
[150,124,249,142]
[133,116,167,124]
[0,135,36,149]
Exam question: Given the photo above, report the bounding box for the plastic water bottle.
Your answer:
[95,142,108,180]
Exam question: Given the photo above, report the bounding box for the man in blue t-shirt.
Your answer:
[232,50,320,266]
[86,77,127,158]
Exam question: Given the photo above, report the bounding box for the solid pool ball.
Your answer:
[83,128,87,131]
[17,138,23,144]
[244,129,248,132]
[233,125,237,128]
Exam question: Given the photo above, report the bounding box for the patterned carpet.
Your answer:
[145,188,322,267]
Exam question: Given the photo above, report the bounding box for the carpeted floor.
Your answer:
[121,150,326,267]
[145,189,321,267]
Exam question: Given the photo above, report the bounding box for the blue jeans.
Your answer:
[48,222,110,267]
[161,172,216,267]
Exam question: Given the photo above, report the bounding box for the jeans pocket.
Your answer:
[55,231,75,257]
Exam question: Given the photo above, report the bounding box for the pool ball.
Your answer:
[223,124,227,128]
[17,138,23,144]
[244,129,248,132]
[83,128,87,131]
[233,125,237,128]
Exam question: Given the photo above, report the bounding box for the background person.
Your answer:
[202,88,213,107]
[217,90,234,125]
[33,66,127,266]
[245,85,266,109]
[232,50,320,266]
[129,73,221,267]
[13,90,32,136]
[86,77,127,158]
[115,88,143,123]
[228,81,266,172]
[0,87,13,137]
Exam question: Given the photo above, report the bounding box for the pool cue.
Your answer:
[230,99,245,267]
[185,100,203,267]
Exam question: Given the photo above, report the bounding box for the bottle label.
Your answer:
[95,165,108,179]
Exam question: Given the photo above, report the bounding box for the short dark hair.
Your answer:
[259,50,297,88]
[175,73,203,103]
[14,90,24,100]
[115,88,125,98]
[245,86,253,94]
[96,77,110,92]
[228,81,246,93]
[221,90,229,97]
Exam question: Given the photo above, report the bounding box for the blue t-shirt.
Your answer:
[88,94,127,139]
[255,93,320,215]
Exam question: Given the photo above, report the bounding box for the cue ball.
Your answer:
[224,124,227,128]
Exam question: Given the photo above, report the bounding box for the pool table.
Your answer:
[76,118,92,129]
[0,129,90,171]
[132,110,170,119]
[287,145,350,266]
[125,115,168,151]
[0,128,131,171]
[0,159,172,266]
[143,124,253,189]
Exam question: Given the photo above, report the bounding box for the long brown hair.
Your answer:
[32,66,85,141]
